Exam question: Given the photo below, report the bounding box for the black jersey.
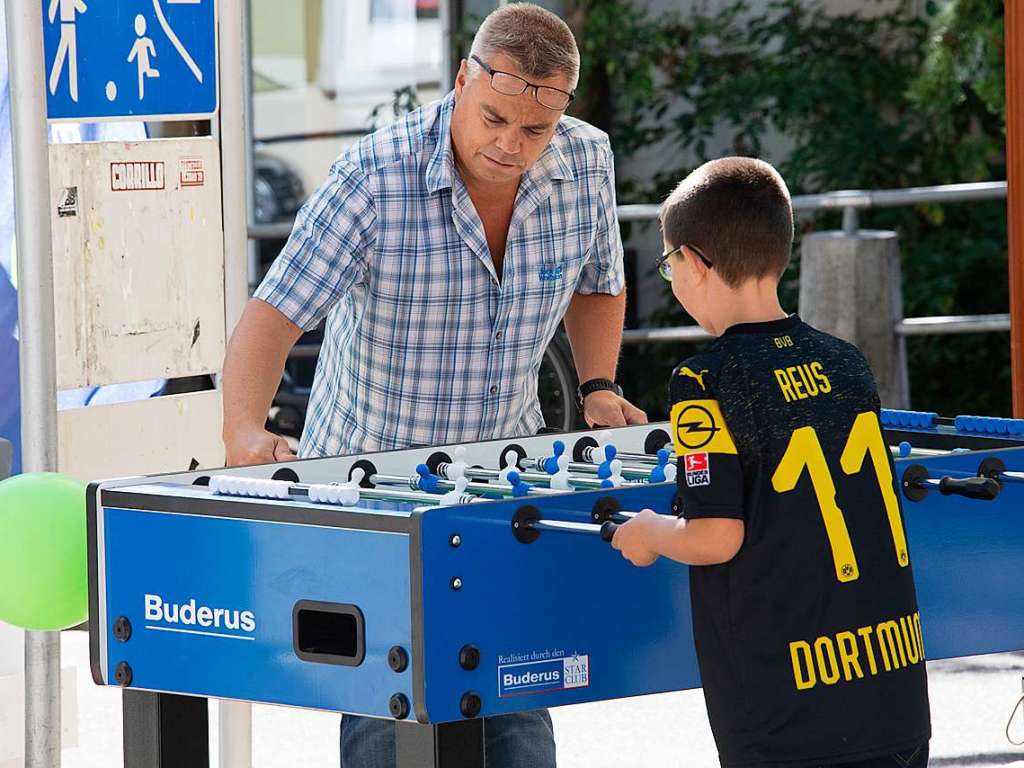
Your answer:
[669,315,930,767]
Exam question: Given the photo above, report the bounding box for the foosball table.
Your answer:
[87,410,1024,767]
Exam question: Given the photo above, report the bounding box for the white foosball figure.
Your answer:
[448,446,468,480]
[498,450,521,485]
[605,459,624,488]
[439,477,470,507]
[595,430,614,464]
[550,454,572,491]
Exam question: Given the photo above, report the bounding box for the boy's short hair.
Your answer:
[660,157,794,287]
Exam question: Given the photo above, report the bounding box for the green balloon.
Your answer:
[0,473,87,630]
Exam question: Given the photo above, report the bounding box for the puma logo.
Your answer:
[679,366,709,390]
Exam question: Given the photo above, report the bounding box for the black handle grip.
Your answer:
[600,521,620,542]
[938,475,1001,500]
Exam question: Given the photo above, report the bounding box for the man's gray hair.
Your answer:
[468,3,580,88]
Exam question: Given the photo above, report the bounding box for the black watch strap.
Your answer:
[577,378,622,407]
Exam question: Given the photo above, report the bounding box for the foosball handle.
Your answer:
[600,521,619,542]
[938,475,1001,500]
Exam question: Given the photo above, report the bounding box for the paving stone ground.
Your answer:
[60,632,1024,767]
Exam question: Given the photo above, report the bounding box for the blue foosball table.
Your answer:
[87,410,1024,767]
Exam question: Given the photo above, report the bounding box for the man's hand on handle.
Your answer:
[583,390,648,428]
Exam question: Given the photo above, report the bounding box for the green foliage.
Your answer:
[566,0,1008,418]
[907,0,1005,139]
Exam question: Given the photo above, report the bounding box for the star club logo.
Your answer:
[675,404,721,450]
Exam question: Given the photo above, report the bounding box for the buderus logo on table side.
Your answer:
[142,594,256,639]
[498,654,590,697]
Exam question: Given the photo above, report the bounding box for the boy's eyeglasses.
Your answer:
[470,54,575,111]
[656,244,714,282]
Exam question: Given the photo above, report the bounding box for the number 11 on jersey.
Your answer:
[771,411,909,583]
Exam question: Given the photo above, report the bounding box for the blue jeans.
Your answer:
[340,711,556,768]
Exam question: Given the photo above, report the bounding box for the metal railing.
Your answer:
[249,180,1010,346]
[618,180,1007,234]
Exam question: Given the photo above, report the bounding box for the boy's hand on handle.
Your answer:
[225,426,297,467]
[583,390,648,428]
[611,509,661,567]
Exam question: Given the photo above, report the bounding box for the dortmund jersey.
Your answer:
[669,314,930,766]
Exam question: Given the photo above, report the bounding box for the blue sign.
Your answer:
[42,0,217,121]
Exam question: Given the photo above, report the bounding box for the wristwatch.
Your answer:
[576,378,623,408]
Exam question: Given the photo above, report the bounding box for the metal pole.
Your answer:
[1006,2,1024,417]
[841,206,859,236]
[439,0,457,89]
[4,1,62,766]
[220,0,250,335]
[218,0,254,764]
[243,0,259,292]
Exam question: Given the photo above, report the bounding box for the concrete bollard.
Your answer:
[799,230,910,408]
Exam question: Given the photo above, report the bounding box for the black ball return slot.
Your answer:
[292,600,365,666]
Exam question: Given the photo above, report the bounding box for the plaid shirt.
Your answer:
[255,92,624,456]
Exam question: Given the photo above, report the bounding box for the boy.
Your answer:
[612,157,930,767]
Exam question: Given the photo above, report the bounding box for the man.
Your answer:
[222,3,645,765]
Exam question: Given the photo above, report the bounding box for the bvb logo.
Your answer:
[674,404,720,450]
[841,563,855,578]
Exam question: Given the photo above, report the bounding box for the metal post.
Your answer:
[218,0,254,764]
[439,0,457,89]
[396,720,486,768]
[4,1,62,766]
[220,0,251,335]
[243,0,259,292]
[841,205,859,236]
[123,691,210,768]
[1006,2,1024,417]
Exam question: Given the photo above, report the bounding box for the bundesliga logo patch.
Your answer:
[684,452,710,487]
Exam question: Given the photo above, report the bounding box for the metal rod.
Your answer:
[218,1,254,764]
[24,632,60,768]
[621,326,712,344]
[580,447,664,465]
[436,463,624,489]
[520,458,653,480]
[895,314,1010,336]
[532,511,667,537]
[220,0,250,334]
[371,472,565,496]
[614,181,1007,223]
[531,519,604,536]
[439,0,456,90]
[842,206,859,236]
[252,181,1009,240]
[6,0,61,764]
[997,470,1024,482]
[249,222,294,241]
[889,445,951,457]
[242,0,259,293]
[254,127,371,147]
[284,313,1012,366]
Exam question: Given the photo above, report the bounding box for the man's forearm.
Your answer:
[562,290,626,382]
[222,299,304,438]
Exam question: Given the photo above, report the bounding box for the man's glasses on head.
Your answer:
[470,54,575,111]
[656,244,714,282]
